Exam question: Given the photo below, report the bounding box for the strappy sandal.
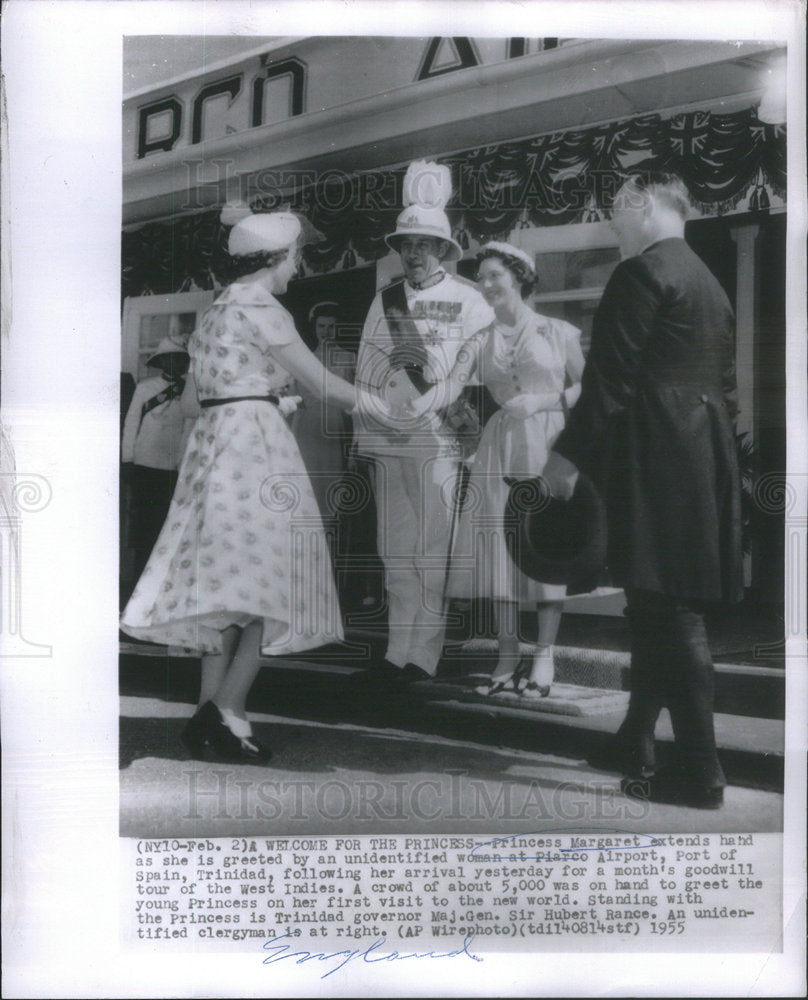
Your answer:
[520,680,552,699]
[473,671,521,697]
[517,652,553,699]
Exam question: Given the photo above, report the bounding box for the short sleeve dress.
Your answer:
[120,281,344,655]
[448,307,581,605]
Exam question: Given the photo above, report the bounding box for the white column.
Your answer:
[730,224,761,590]
[730,224,760,438]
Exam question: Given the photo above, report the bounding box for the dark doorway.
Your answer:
[279,265,385,622]
[688,211,786,605]
[279,265,376,350]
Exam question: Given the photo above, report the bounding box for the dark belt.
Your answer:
[200,394,280,408]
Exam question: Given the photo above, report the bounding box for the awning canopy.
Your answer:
[122,104,785,297]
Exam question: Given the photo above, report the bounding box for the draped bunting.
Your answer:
[122,107,786,298]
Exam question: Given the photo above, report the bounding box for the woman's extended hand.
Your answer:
[352,390,444,439]
[352,390,403,430]
[404,384,442,419]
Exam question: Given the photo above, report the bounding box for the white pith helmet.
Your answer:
[384,205,463,261]
[384,159,463,261]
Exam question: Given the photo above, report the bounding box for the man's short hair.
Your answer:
[625,170,691,220]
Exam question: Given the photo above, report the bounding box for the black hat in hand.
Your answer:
[504,473,608,587]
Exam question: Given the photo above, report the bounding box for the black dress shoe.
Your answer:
[401,663,432,685]
[621,770,724,810]
[182,701,272,765]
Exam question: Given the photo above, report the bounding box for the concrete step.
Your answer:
[232,626,786,721]
[119,645,785,792]
[440,639,785,720]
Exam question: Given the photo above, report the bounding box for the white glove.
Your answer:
[542,450,579,500]
[563,383,581,410]
[277,394,302,417]
[405,392,437,419]
[502,392,560,419]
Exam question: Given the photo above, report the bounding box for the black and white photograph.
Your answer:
[2,1,806,996]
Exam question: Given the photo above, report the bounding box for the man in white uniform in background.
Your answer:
[352,162,494,687]
[121,336,192,589]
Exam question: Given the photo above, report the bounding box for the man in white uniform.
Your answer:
[121,336,192,586]
[352,162,494,686]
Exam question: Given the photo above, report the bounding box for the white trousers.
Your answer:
[373,454,460,674]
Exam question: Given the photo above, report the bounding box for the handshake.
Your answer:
[352,389,441,436]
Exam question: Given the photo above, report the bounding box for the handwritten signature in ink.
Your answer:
[261,931,482,978]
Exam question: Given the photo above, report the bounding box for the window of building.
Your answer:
[121,291,215,379]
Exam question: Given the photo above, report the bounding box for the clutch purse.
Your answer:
[438,393,481,457]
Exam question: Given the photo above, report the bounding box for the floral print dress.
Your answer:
[120,281,343,655]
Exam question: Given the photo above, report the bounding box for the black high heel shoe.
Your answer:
[182,701,272,764]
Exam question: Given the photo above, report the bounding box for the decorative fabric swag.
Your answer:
[122,107,786,298]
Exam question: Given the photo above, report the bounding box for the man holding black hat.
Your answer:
[352,160,494,687]
[542,171,743,809]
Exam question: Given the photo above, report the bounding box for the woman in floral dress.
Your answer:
[120,211,387,762]
[409,242,584,699]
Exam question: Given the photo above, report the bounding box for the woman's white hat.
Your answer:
[228,211,302,256]
[479,241,536,276]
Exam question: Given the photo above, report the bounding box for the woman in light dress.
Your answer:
[410,242,584,698]
[120,211,388,762]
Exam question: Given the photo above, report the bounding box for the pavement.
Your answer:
[119,610,785,839]
[119,695,783,839]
